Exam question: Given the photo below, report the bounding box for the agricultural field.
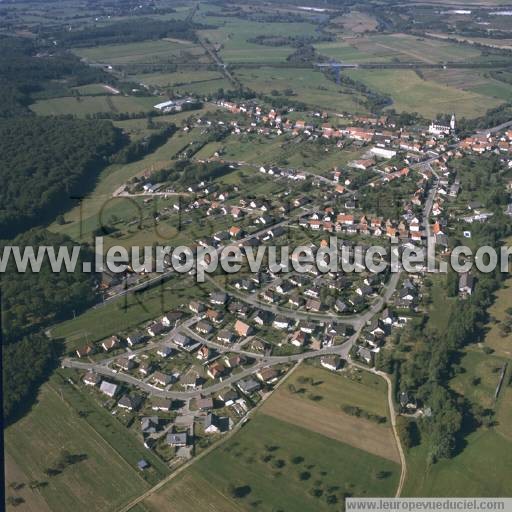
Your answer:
[30,95,157,117]
[345,69,503,118]
[140,413,400,512]
[72,39,207,66]
[234,67,366,113]
[197,18,319,63]
[132,70,224,88]
[5,378,152,512]
[260,364,400,462]
[329,11,378,35]
[421,69,512,102]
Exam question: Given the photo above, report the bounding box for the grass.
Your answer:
[30,95,157,117]
[72,39,206,65]
[482,273,512,358]
[197,19,318,63]
[426,274,458,333]
[403,429,512,497]
[234,67,366,113]
[5,377,151,512]
[132,70,224,87]
[346,69,502,119]
[260,364,399,462]
[141,414,400,512]
[50,276,208,349]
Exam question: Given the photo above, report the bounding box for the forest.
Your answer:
[1,229,97,421]
[0,117,125,239]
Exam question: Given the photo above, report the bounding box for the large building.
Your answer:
[428,114,456,136]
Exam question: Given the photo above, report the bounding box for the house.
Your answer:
[207,362,226,380]
[290,330,308,347]
[137,459,149,471]
[162,311,183,328]
[118,394,142,411]
[210,292,228,305]
[355,346,374,365]
[157,345,173,358]
[102,336,120,352]
[141,416,159,434]
[217,329,235,344]
[76,344,94,358]
[138,361,154,376]
[115,356,135,371]
[206,308,224,324]
[152,371,174,387]
[83,372,101,387]
[306,299,321,312]
[204,413,228,434]
[234,319,252,337]
[218,389,238,406]
[148,322,166,337]
[167,432,188,447]
[249,338,268,352]
[273,316,290,330]
[196,345,210,360]
[126,334,144,347]
[197,397,214,411]
[99,380,118,397]
[189,300,205,314]
[335,299,348,313]
[253,310,273,326]
[321,355,342,372]
[225,354,244,368]
[459,272,474,295]
[151,398,173,412]
[196,320,213,335]
[237,377,261,394]
[256,367,279,383]
[180,368,201,390]
[171,332,191,348]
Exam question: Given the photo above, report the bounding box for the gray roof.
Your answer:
[167,432,188,446]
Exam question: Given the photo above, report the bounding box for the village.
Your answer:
[63,95,512,474]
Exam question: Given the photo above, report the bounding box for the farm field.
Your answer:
[133,70,224,87]
[421,69,512,101]
[345,69,502,118]
[481,272,512,358]
[403,428,512,497]
[354,33,482,63]
[260,364,399,462]
[197,18,319,63]
[72,39,207,65]
[4,379,151,512]
[30,95,157,117]
[140,414,400,512]
[234,67,366,113]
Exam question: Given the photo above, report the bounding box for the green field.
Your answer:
[346,69,503,118]
[50,276,208,350]
[133,70,224,87]
[73,39,206,65]
[235,67,366,113]
[141,414,400,512]
[5,378,152,512]
[30,95,157,117]
[197,18,319,63]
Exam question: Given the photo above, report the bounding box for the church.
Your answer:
[428,114,456,136]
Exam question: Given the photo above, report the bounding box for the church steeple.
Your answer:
[450,113,456,131]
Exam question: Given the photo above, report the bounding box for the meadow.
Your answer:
[5,376,153,512]
[234,67,366,113]
[345,69,502,118]
[140,414,400,512]
[72,39,207,65]
[30,95,157,117]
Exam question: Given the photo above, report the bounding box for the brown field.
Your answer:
[422,68,490,89]
[5,452,51,512]
[331,11,378,34]
[260,392,400,463]
[144,472,241,512]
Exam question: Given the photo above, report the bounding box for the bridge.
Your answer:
[314,61,359,84]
